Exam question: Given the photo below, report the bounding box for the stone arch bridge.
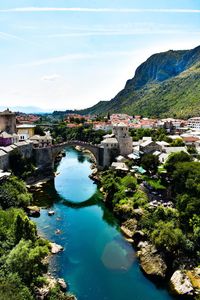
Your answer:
[33,140,104,170]
[52,141,104,167]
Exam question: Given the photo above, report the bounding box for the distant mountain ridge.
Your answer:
[77,45,200,118]
[0,106,52,114]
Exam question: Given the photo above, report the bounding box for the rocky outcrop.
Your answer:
[34,275,70,300]
[34,275,57,300]
[50,242,63,254]
[137,242,167,279]
[170,270,194,296]
[187,268,200,296]
[80,45,200,119]
[120,218,138,239]
[57,278,67,291]
[26,205,40,217]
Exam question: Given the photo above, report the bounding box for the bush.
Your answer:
[0,177,32,209]
[151,221,184,252]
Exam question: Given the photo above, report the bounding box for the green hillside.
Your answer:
[80,45,200,118]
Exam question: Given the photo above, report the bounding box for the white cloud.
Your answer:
[0,31,25,41]
[41,74,62,81]
[18,51,135,67]
[1,7,200,14]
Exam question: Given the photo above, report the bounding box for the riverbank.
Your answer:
[31,147,176,300]
[96,169,200,299]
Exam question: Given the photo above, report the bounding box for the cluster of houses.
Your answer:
[99,122,200,172]
[92,113,200,133]
[1,109,200,174]
[0,109,52,148]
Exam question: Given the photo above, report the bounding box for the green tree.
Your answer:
[35,125,45,136]
[0,273,33,300]
[165,151,191,173]
[151,221,184,252]
[141,154,159,174]
[5,239,48,285]
[0,177,32,209]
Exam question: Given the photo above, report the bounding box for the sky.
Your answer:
[0,0,200,112]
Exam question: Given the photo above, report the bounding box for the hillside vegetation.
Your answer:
[79,45,200,118]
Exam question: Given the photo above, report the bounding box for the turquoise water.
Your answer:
[33,148,176,300]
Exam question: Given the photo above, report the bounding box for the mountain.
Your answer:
[81,45,200,118]
[0,106,52,114]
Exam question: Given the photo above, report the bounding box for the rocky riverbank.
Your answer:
[98,175,200,298]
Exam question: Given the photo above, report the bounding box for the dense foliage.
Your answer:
[0,176,32,209]
[0,208,49,300]
[51,122,107,144]
[9,149,35,179]
[0,176,73,299]
[100,151,200,265]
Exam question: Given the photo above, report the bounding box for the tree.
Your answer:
[5,239,48,285]
[121,175,137,190]
[165,151,191,173]
[151,221,184,252]
[170,138,185,147]
[0,273,33,300]
[172,162,200,196]
[141,154,159,174]
[190,215,200,244]
[0,177,32,209]
[9,149,35,179]
[35,126,45,136]
[14,214,37,244]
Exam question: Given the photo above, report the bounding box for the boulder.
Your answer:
[120,226,133,238]
[57,278,67,291]
[50,242,63,254]
[170,270,194,296]
[187,268,200,295]
[27,206,40,217]
[100,187,104,193]
[137,242,167,279]
[120,219,138,238]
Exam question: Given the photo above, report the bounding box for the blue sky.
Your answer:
[0,0,200,111]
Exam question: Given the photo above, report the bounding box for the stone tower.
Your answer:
[112,123,133,156]
[0,108,16,134]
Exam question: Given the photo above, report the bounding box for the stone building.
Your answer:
[17,124,36,141]
[100,123,133,167]
[112,123,133,156]
[0,108,16,134]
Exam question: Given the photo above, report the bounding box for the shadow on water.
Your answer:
[31,178,118,228]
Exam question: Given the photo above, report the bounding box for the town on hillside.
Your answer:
[1,108,200,175]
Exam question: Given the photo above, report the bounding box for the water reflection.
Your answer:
[101,239,136,271]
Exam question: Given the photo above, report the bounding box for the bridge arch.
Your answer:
[51,140,103,169]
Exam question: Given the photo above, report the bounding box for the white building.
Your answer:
[188,117,200,130]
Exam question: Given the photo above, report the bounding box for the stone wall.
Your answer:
[33,147,53,169]
[17,142,33,158]
[0,151,9,170]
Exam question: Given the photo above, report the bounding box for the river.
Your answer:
[32,147,176,300]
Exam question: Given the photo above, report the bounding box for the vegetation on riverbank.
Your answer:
[0,176,76,300]
[99,151,200,297]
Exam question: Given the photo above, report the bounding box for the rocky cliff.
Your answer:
[80,45,200,118]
